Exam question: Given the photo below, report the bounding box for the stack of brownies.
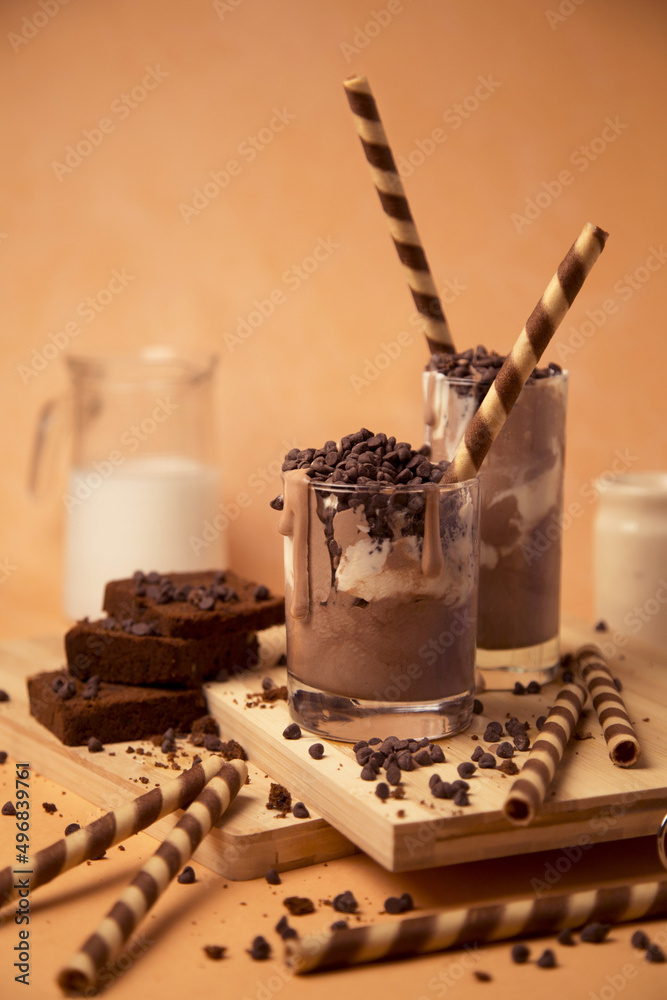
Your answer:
[28,570,285,746]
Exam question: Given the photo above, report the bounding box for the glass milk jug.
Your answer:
[32,349,228,620]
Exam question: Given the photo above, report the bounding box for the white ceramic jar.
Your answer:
[594,472,667,651]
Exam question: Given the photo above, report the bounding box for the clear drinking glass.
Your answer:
[31,349,227,620]
[424,370,568,688]
[279,475,480,741]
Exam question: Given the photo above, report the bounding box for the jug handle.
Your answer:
[28,395,71,498]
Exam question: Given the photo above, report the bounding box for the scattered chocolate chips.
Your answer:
[247,936,271,960]
[360,764,377,781]
[265,868,281,885]
[513,682,526,695]
[483,722,504,742]
[536,948,556,968]
[65,823,81,836]
[429,743,446,764]
[333,890,358,914]
[474,971,492,982]
[275,915,297,940]
[386,764,402,786]
[513,732,530,752]
[375,783,390,801]
[293,802,310,819]
[496,742,514,759]
[282,723,301,740]
[177,866,195,884]
[203,945,226,960]
[580,922,611,943]
[2,802,16,816]
[58,680,76,701]
[526,681,541,694]
[478,753,496,769]
[266,783,292,812]
[308,743,324,759]
[457,762,476,779]
[453,788,469,806]
[87,737,104,753]
[330,919,348,931]
[385,893,414,914]
[471,745,484,762]
[631,929,650,950]
[431,780,454,799]
[42,802,57,814]
[472,699,484,715]
[283,896,315,916]
[558,928,575,946]
[511,943,530,963]
[413,748,432,767]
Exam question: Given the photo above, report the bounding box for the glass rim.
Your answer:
[595,471,667,497]
[65,350,218,386]
[306,475,479,494]
[424,368,569,388]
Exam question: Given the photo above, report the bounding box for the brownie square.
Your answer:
[103,569,285,640]
[65,620,259,688]
[28,671,207,746]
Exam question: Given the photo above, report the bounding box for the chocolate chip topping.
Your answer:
[333,890,358,914]
[177,866,195,884]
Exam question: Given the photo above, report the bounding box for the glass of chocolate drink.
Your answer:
[272,431,479,741]
[424,349,568,689]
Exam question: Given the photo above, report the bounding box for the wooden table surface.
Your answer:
[1,611,667,1000]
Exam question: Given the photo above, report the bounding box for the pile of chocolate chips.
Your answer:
[101,617,162,637]
[132,570,241,610]
[427,345,562,384]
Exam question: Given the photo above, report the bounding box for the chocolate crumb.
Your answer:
[247,935,271,960]
[283,896,315,916]
[42,802,57,814]
[308,743,325,759]
[0,751,7,764]
[474,971,492,982]
[265,868,281,885]
[558,928,576,946]
[511,943,530,963]
[275,915,297,940]
[594,619,609,632]
[293,802,310,819]
[282,723,301,740]
[498,759,520,776]
[536,948,556,968]
[333,891,358,913]
[65,823,80,836]
[266,783,292,812]
[580,922,611,943]
[177,866,195,884]
[204,945,226,960]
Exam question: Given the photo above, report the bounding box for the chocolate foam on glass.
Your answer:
[270,430,479,741]
[424,347,567,685]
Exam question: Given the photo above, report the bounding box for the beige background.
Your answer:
[1,0,666,636]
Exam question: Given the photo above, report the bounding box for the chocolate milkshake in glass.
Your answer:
[273,432,480,741]
[424,351,568,688]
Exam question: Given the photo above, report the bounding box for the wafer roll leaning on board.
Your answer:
[57,759,246,993]
[286,878,667,973]
[443,222,608,484]
[0,755,225,909]
[574,643,641,767]
[343,74,455,356]
[503,681,587,826]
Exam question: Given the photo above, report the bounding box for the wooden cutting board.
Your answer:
[0,634,356,880]
[205,616,667,872]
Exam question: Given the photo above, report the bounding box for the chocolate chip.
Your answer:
[360,764,377,781]
[333,890,358,913]
[52,676,66,693]
[375,782,389,801]
[275,915,297,940]
[282,723,301,740]
[413,749,432,767]
[536,716,546,731]
[646,943,666,962]
[453,788,469,806]
[483,722,503,742]
[511,943,530,963]
[558,928,575,946]
[429,744,446,764]
[248,936,271,960]
[513,682,526,695]
[431,780,454,799]
[474,971,492,982]
[526,680,541,694]
[631,929,650,950]
[536,948,556,968]
[613,676,623,692]
[293,802,310,819]
[0,690,9,702]
[87,737,103,753]
[308,743,324,759]
[478,753,496,769]
[457,762,476,779]
[496,742,514,758]
[580,922,611,943]
[472,699,484,715]
[58,680,76,701]
[203,735,222,752]
[594,620,609,632]
[65,823,81,836]
[283,896,315,915]
[2,801,16,816]
[131,622,153,636]
[203,945,226,960]
[471,745,484,761]
[265,868,281,885]
[261,677,274,691]
[353,741,368,752]
[513,732,530,752]
[386,764,401,786]
[330,920,348,931]
[397,752,415,772]
[0,751,7,764]
[177,866,195,884]
[368,737,382,745]
[161,738,176,754]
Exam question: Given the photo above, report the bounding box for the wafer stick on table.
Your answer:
[57,759,246,994]
[0,754,226,910]
[574,643,641,767]
[503,681,587,826]
[442,222,608,484]
[286,878,667,973]
[343,74,456,356]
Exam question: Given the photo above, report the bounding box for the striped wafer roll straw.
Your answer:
[287,878,667,973]
[503,681,587,826]
[442,222,608,484]
[574,644,641,767]
[343,74,455,356]
[57,759,246,993]
[0,754,225,910]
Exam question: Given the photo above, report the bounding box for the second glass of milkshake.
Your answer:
[424,350,568,688]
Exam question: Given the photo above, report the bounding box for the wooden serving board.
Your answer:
[205,617,667,873]
[0,635,356,880]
